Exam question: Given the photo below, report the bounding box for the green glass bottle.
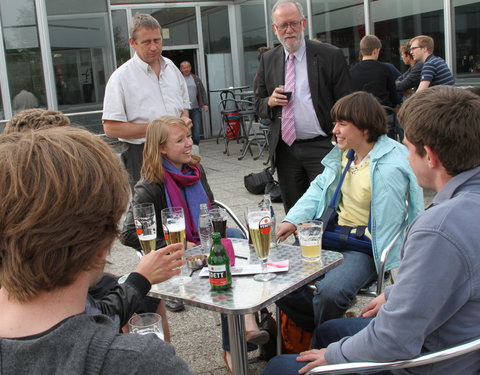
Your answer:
[207,232,232,290]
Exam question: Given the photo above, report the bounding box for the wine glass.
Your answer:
[133,203,157,255]
[248,209,276,282]
[161,207,191,285]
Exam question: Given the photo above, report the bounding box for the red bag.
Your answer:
[280,310,313,354]
[224,112,240,139]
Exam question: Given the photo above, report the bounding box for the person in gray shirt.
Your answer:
[0,126,193,375]
[262,86,480,375]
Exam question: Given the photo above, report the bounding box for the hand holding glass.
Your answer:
[133,203,157,254]
[248,209,276,281]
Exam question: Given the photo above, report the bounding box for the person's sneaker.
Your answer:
[165,300,185,312]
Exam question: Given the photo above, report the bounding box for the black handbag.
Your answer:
[265,180,282,202]
[244,168,274,195]
[319,149,373,255]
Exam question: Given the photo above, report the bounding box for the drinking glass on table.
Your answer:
[298,220,323,262]
[129,313,164,340]
[248,209,276,282]
[161,207,191,285]
[210,207,227,238]
[133,203,157,255]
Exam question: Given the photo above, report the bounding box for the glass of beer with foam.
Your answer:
[298,220,323,262]
[133,203,157,255]
[248,209,276,282]
[161,207,191,285]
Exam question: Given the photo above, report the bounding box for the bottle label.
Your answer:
[208,264,228,286]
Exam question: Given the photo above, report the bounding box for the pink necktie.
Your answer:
[281,53,296,146]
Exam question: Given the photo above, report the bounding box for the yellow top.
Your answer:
[337,151,372,238]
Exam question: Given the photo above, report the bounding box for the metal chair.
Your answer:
[218,98,245,156]
[306,336,480,374]
[357,230,401,297]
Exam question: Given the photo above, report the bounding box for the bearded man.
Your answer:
[255,0,351,214]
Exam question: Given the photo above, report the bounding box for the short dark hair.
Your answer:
[331,91,387,143]
[0,127,130,302]
[398,86,480,176]
[360,35,382,56]
[257,46,271,61]
[400,42,413,59]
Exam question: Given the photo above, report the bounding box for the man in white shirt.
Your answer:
[103,13,191,190]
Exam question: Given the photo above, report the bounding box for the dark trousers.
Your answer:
[262,318,391,375]
[276,137,333,214]
[121,142,144,192]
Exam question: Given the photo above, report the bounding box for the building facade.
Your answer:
[1,0,479,135]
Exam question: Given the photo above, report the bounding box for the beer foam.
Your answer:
[139,234,156,240]
[165,223,185,232]
[248,213,269,229]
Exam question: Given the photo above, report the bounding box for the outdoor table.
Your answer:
[149,239,343,375]
[210,85,249,93]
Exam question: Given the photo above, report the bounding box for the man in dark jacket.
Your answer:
[396,42,423,96]
[255,0,351,214]
[350,35,398,109]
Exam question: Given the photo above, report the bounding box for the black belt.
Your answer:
[294,135,329,143]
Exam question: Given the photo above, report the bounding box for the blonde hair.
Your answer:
[410,35,434,54]
[141,116,200,184]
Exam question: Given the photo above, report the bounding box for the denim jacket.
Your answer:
[284,135,423,271]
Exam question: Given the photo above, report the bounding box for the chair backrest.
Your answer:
[306,336,480,374]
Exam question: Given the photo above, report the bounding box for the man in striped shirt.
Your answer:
[410,35,454,92]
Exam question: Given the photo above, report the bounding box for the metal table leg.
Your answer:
[276,304,282,355]
[227,314,248,375]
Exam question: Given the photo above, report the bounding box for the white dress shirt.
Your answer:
[103,53,190,144]
[284,40,327,139]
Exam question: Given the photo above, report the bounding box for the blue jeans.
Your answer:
[312,250,376,346]
[189,108,201,145]
[262,318,391,375]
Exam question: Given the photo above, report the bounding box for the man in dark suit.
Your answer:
[255,0,351,214]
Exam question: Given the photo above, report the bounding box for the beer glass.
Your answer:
[248,209,276,282]
[298,220,323,262]
[133,203,157,255]
[161,207,191,285]
[210,208,227,238]
[128,313,164,340]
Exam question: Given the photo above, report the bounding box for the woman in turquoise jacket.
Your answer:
[277,91,423,332]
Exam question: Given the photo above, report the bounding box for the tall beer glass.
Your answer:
[133,203,157,255]
[248,209,276,282]
[161,207,191,285]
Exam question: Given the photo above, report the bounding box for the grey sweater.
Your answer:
[0,313,194,374]
[325,167,480,374]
